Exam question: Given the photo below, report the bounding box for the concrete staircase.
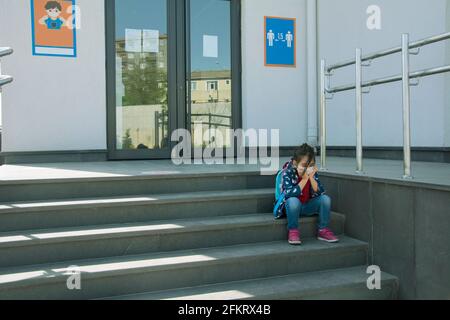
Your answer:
[0,170,398,300]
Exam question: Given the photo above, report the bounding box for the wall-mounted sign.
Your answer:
[30,0,77,57]
[264,16,296,67]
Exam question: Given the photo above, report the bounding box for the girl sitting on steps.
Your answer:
[275,143,339,245]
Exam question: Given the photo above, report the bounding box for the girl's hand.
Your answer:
[298,167,309,180]
[309,166,319,192]
[302,173,310,181]
[310,166,318,177]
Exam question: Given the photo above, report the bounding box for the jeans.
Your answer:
[285,194,331,230]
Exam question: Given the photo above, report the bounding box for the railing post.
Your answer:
[319,59,327,171]
[154,111,160,149]
[355,48,363,174]
[0,58,2,93]
[402,34,412,179]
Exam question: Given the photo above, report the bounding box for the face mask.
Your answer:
[297,165,307,173]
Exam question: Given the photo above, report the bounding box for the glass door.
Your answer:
[107,0,176,159]
[186,0,236,151]
[107,0,240,160]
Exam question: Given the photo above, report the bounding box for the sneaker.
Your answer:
[317,228,339,243]
[288,229,302,245]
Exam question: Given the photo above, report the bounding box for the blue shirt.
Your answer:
[46,18,63,30]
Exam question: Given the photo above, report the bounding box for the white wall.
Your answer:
[241,0,309,147]
[0,0,106,152]
[318,0,449,147]
[445,0,450,146]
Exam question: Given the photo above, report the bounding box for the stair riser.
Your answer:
[0,174,274,203]
[0,216,345,268]
[0,245,367,300]
[240,280,399,300]
[0,197,274,232]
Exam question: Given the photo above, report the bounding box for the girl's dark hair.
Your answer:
[45,1,62,11]
[293,143,316,163]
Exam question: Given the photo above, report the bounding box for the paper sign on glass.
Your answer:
[30,0,77,57]
[143,30,160,53]
[125,29,142,53]
[203,35,218,58]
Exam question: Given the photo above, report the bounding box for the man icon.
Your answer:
[267,29,275,47]
[286,31,294,48]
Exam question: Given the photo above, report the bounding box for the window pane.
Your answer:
[188,0,232,148]
[115,0,169,150]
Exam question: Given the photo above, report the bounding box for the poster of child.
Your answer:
[31,0,77,57]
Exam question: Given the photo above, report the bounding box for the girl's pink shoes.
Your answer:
[288,228,339,245]
[288,229,302,245]
[318,228,339,243]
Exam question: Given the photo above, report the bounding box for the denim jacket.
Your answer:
[273,160,325,218]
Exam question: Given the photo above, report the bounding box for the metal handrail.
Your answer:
[0,47,13,58]
[0,47,14,89]
[328,65,450,93]
[320,32,450,179]
[0,75,13,87]
[326,32,450,73]
[191,113,233,120]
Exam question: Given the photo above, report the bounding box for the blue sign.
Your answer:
[30,0,78,58]
[264,16,296,67]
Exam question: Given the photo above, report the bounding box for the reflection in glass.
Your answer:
[188,0,232,148]
[115,0,168,150]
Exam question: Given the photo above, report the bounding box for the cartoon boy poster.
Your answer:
[31,0,77,57]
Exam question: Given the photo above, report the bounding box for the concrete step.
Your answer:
[0,189,274,232]
[0,171,273,203]
[106,266,399,300]
[0,213,345,268]
[0,237,367,300]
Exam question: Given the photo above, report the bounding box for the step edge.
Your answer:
[0,213,345,249]
[0,238,367,291]
[0,189,274,214]
[105,267,398,300]
[0,170,267,187]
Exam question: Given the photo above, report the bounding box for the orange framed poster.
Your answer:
[30,0,77,57]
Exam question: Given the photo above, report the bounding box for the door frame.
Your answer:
[105,0,242,160]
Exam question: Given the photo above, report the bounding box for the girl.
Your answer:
[276,144,339,245]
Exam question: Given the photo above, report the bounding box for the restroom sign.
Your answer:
[30,0,77,57]
[264,16,296,67]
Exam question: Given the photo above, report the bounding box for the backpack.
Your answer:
[273,169,286,219]
[274,169,284,200]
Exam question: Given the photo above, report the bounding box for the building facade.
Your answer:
[0,0,449,162]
